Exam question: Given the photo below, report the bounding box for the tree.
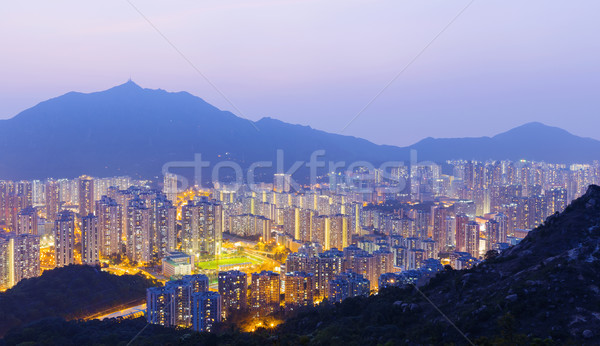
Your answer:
[484,250,500,261]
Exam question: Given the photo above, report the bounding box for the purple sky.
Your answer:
[1,1,599,146]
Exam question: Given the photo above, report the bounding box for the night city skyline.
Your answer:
[2,1,600,345]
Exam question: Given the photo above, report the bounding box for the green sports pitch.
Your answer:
[195,256,262,270]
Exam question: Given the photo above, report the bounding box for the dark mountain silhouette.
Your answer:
[0,265,156,337]
[0,81,404,181]
[411,121,600,163]
[0,82,598,181]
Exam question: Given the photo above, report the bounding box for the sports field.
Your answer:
[195,256,262,270]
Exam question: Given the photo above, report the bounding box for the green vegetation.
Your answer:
[0,264,157,337]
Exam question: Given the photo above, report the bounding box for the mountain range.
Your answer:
[1,81,598,181]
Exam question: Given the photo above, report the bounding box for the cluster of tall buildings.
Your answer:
[213,160,595,267]
[347,160,592,262]
[146,274,220,332]
[0,233,40,289]
[1,158,598,294]
[51,185,180,267]
[147,267,373,331]
[284,244,390,299]
[214,185,364,254]
[181,197,223,258]
[0,174,220,289]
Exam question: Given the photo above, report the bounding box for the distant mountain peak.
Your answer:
[500,121,557,133]
[123,79,141,87]
[1,82,599,180]
[492,121,573,140]
[519,121,548,128]
[108,79,143,91]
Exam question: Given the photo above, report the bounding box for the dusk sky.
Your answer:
[1,1,599,146]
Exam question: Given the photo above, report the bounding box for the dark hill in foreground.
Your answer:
[0,265,156,337]
[277,185,600,344]
[5,186,600,345]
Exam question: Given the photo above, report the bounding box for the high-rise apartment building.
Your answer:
[0,234,40,289]
[373,249,394,287]
[55,210,75,267]
[191,291,222,332]
[16,206,38,235]
[284,271,314,311]
[465,221,480,258]
[181,198,223,257]
[228,214,272,242]
[45,179,60,223]
[147,274,213,329]
[329,214,349,250]
[95,196,123,258]
[315,248,344,299]
[153,195,176,258]
[182,274,210,293]
[250,271,280,317]
[166,280,193,327]
[218,270,247,318]
[147,286,176,327]
[126,197,152,264]
[32,180,44,206]
[285,252,317,275]
[0,236,10,290]
[15,181,32,207]
[486,219,501,251]
[328,271,370,303]
[344,248,377,290]
[82,214,100,265]
[78,176,94,217]
[13,234,41,284]
[455,213,470,252]
[163,173,178,203]
[493,213,508,244]
[432,205,448,247]
[274,173,292,193]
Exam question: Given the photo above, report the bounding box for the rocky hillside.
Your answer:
[419,183,600,343]
[281,186,600,344]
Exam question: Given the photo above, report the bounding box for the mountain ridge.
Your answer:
[0,82,598,180]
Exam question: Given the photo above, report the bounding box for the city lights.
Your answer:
[0,158,597,334]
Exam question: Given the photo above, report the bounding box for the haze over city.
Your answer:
[2,0,600,146]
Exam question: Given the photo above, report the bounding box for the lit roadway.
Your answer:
[84,299,146,321]
[222,233,258,247]
[92,303,146,320]
[243,248,281,266]
[102,264,162,282]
